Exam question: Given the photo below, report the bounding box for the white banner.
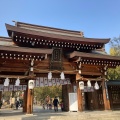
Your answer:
[14,86,18,91]
[23,85,27,90]
[44,77,49,86]
[0,85,3,91]
[60,80,64,85]
[9,85,14,91]
[48,79,52,86]
[18,85,23,91]
[40,77,44,87]
[35,77,40,87]
[52,78,56,86]
[56,78,60,86]
[4,86,9,91]
[67,78,71,84]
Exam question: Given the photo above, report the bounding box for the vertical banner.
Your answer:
[48,79,52,86]
[14,86,18,91]
[23,85,27,90]
[18,85,23,91]
[56,78,60,86]
[52,78,56,86]
[40,77,44,87]
[4,86,9,91]
[44,77,48,86]
[67,78,71,84]
[36,77,40,87]
[60,79,64,85]
[0,85,3,91]
[9,85,14,91]
[64,79,68,85]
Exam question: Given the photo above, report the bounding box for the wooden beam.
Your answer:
[68,51,120,61]
[0,45,53,54]
[0,75,30,79]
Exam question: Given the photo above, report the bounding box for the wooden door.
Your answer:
[84,89,104,110]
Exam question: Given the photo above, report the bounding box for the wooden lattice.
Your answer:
[108,85,120,109]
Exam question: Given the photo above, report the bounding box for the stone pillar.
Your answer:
[102,80,111,110]
[76,81,83,111]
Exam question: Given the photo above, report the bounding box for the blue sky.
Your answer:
[0,0,120,54]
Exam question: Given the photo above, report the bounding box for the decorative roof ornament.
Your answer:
[15,77,20,86]
[48,71,52,79]
[94,81,99,90]
[75,57,81,62]
[60,72,65,80]
[4,77,10,86]
[87,80,91,87]
[31,59,34,66]
[78,70,81,74]
[45,54,47,59]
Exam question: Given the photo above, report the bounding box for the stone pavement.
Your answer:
[0,106,120,120]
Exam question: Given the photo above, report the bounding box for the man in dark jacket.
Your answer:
[53,96,59,112]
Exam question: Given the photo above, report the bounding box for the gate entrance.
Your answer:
[0,21,120,114]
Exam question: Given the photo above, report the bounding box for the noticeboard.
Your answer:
[69,93,78,112]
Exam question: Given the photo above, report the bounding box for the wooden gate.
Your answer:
[108,85,120,110]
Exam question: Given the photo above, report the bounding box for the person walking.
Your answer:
[53,96,59,112]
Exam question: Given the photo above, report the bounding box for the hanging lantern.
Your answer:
[60,72,65,80]
[15,77,20,86]
[4,77,10,86]
[79,81,84,90]
[28,80,35,89]
[87,80,91,87]
[31,59,34,66]
[94,81,99,90]
[48,72,52,79]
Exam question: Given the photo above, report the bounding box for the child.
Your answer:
[60,101,64,111]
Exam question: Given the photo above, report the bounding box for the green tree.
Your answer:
[109,36,120,56]
[107,36,120,80]
[34,85,62,103]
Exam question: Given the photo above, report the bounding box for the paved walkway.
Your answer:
[0,106,120,120]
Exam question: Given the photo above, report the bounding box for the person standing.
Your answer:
[15,100,19,110]
[53,96,59,112]
[45,95,50,110]
[0,100,2,109]
[60,101,64,111]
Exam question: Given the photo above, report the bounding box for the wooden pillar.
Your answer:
[26,87,33,114]
[23,90,27,112]
[102,80,111,110]
[76,81,83,111]
[62,85,69,111]
[0,91,2,101]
